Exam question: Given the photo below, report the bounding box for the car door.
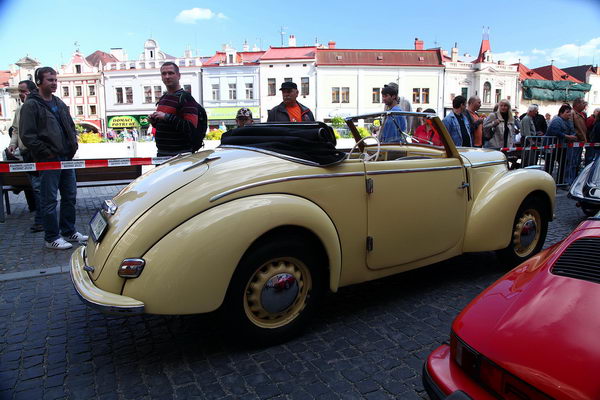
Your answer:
[365,156,468,269]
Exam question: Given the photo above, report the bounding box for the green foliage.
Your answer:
[75,124,85,134]
[206,129,224,140]
[332,129,341,139]
[357,127,370,138]
[331,116,345,128]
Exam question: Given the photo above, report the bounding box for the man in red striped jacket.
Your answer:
[149,62,199,156]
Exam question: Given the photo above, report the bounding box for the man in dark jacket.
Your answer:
[20,67,88,250]
[267,81,315,122]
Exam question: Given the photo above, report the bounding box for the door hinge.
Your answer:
[366,178,374,194]
[366,236,374,251]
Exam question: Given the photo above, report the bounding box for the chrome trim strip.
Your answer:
[219,145,325,167]
[470,160,507,168]
[210,172,364,202]
[366,165,462,175]
[183,155,220,172]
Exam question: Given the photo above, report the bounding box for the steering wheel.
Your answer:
[347,135,381,162]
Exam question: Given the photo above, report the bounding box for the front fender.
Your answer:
[123,194,341,315]
[463,169,555,252]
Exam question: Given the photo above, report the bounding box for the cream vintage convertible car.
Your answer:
[71,112,556,343]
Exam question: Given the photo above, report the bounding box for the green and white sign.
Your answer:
[107,115,150,128]
[205,107,260,120]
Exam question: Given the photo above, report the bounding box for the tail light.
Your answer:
[118,259,145,278]
[450,332,552,400]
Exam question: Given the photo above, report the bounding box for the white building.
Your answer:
[258,40,317,121]
[563,65,600,111]
[314,41,445,121]
[57,51,104,132]
[103,39,202,135]
[201,45,264,130]
[0,56,41,133]
[442,35,519,114]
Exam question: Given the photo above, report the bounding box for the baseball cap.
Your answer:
[280,81,297,90]
[236,107,253,119]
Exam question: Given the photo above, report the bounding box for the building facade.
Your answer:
[201,45,263,130]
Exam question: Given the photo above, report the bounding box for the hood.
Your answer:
[87,147,328,282]
[454,222,600,400]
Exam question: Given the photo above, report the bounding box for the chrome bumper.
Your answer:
[70,246,145,315]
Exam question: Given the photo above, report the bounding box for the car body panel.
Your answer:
[123,194,342,314]
[428,219,600,400]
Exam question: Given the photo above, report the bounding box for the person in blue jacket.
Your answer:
[379,85,407,143]
[442,95,472,146]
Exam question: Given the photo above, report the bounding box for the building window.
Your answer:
[372,88,381,103]
[90,105,97,115]
[341,87,350,103]
[461,87,468,98]
[125,87,133,104]
[144,86,152,103]
[75,86,82,97]
[422,88,430,104]
[483,82,491,104]
[331,87,340,103]
[284,78,293,83]
[228,54,234,64]
[75,65,81,74]
[62,87,69,97]
[413,88,421,104]
[116,87,123,104]
[88,85,96,96]
[184,84,191,93]
[228,83,237,100]
[245,83,254,99]
[495,89,502,103]
[76,106,83,115]
[301,77,309,96]
[154,86,162,101]
[268,78,276,96]
[212,84,220,100]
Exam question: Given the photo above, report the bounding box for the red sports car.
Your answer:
[423,215,600,400]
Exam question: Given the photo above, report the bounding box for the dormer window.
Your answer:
[75,65,82,74]
[377,55,383,60]
[336,55,342,61]
[418,57,425,61]
[150,50,154,59]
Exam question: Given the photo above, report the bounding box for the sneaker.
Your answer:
[30,224,44,232]
[64,232,89,242]
[45,237,73,250]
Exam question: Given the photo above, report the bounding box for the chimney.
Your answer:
[242,40,249,52]
[288,35,297,47]
[414,38,424,50]
[328,41,336,49]
[184,47,192,58]
[451,43,458,62]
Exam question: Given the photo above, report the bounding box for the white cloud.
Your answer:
[175,8,226,24]
[493,51,532,65]
[529,37,600,65]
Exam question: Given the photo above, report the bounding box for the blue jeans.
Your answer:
[28,173,43,225]
[40,159,77,242]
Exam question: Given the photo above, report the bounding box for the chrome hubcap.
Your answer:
[261,273,299,313]
[513,209,541,257]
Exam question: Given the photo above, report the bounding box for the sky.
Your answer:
[0,0,599,70]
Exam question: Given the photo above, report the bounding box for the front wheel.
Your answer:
[497,197,548,267]
[221,238,325,345]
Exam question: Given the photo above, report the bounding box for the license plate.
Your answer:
[89,210,108,242]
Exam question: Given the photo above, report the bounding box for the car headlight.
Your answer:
[450,332,552,400]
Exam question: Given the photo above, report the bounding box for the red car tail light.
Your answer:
[118,258,145,278]
[450,332,552,400]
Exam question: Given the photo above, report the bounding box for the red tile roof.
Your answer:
[86,50,118,68]
[514,63,546,81]
[473,38,491,63]
[532,65,581,82]
[316,49,443,67]
[203,51,265,66]
[0,70,10,88]
[260,46,316,60]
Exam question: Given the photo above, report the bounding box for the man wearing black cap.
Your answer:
[267,81,315,122]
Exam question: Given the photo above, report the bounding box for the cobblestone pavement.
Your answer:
[0,187,588,400]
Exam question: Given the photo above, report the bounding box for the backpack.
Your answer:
[165,90,207,152]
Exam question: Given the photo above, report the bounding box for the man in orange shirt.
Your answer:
[267,81,315,122]
[465,96,483,147]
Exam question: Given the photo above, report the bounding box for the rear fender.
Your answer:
[123,194,341,314]
[463,169,555,252]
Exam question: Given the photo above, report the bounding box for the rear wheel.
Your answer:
[222,238,325,345]
[497,197,548,267]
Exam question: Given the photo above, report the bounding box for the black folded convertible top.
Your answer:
[219,122,347,166]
